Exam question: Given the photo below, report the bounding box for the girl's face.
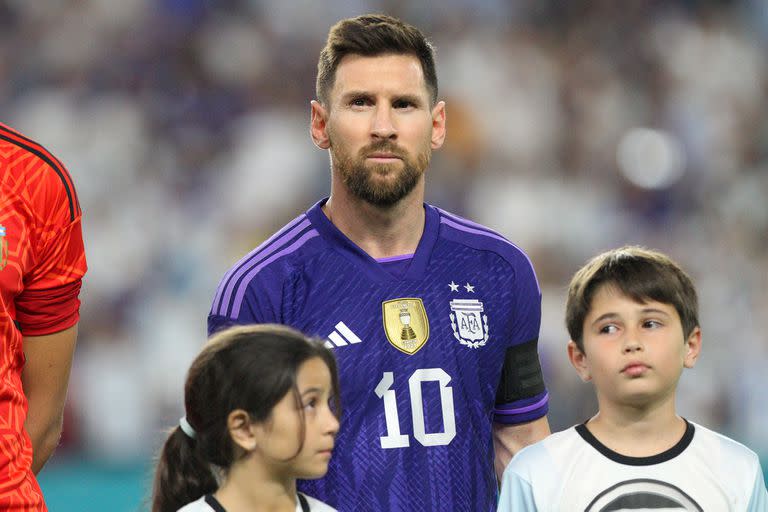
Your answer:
[255,357,339,478]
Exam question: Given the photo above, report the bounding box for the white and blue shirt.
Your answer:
[498,420,768,511]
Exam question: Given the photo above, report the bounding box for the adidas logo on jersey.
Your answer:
[324,322,362,349]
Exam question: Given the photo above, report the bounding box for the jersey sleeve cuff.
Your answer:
[493,390,549,425]
[15,279,82,336]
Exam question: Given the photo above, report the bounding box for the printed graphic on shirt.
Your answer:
[586,478,703,511]
[324,321,363,349]
[449,293,489,349]
[382,298,429,354]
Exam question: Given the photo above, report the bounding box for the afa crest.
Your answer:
[382,298,429,355]
[450,299,489,349]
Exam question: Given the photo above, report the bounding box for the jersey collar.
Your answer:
[306,197,439,282]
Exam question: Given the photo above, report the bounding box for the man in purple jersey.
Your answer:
[209,14,551,511]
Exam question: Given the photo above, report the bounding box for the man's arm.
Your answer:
[493,416,550,483]
[22,324,78,474]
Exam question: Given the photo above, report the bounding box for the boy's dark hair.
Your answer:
[151,324,340,512]
[316,14,438,107]
[566,246,699,352]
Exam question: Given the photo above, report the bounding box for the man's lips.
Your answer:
[367,153,401,160]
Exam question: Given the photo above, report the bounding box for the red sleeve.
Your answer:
[15,279,82,335]
[20,171,87,335]
[25,216,87,291]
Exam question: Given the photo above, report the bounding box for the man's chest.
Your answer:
[289,266,514,357]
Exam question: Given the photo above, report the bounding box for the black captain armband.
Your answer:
[495,338,546,405]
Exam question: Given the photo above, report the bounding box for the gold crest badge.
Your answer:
[382,298,429,355]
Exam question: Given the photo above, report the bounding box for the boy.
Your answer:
[498,246,767,511]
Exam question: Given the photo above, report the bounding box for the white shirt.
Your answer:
[498,420,768,511]
[177,492,337,512]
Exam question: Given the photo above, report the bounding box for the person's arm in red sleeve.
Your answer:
[22,324,78,473]
[18,280,83,473]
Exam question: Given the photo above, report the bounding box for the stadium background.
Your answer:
[1,0,766,510]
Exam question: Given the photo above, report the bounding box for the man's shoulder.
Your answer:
[209,209,329,326]
[222,211,326,280]
[0,123,80,224]
[431,205,535,270]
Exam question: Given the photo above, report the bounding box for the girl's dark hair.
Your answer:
[151,324,340,512]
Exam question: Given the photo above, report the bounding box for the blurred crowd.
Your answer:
[2,0,766,463]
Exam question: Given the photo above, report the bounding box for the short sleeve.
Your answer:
[16,170,86,335]
[509,252,541,348]
[747,461,768,512]
[498,467,539,512]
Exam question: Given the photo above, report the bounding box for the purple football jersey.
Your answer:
[209,199,547,512]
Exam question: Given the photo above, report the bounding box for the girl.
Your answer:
[152,324,340,512]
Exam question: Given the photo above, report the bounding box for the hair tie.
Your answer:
[179,416,197,439]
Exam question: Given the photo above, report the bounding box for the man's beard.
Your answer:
[331,139,431,208]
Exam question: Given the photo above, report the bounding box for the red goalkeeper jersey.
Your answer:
[0,123,87,511]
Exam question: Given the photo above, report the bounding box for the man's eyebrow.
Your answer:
[392,93,423,105]
[338,91,425,105]
[339,90,373,101]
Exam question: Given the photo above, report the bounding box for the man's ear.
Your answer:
[683,326,702,369]
[310,100,330,149]
[430,100,446,150]
[227,409,258,452]
[567,340,592,382]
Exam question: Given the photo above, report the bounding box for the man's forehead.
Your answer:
[331,53,428,97]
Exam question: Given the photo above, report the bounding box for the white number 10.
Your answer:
[374,368,456,449]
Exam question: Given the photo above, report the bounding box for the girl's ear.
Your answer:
[227,409,258,452]
[568,340,592,382]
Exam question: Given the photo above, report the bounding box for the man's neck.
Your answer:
[586,395,687,458]
[323,184,426,260]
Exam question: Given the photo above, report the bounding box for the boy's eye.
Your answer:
[351,97,370,107]
[643,320,662,329]
[599,324,618,334]
[393,99,414,109]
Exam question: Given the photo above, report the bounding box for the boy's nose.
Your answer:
[622,334,643,353]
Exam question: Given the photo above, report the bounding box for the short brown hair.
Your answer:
[566,246,699,352]
[316,14,438,106]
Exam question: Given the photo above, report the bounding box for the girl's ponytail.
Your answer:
[151,426,217,512]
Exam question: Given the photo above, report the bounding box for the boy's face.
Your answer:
[568,284,701,409]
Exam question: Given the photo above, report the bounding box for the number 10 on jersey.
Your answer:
[374,368,456,448]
